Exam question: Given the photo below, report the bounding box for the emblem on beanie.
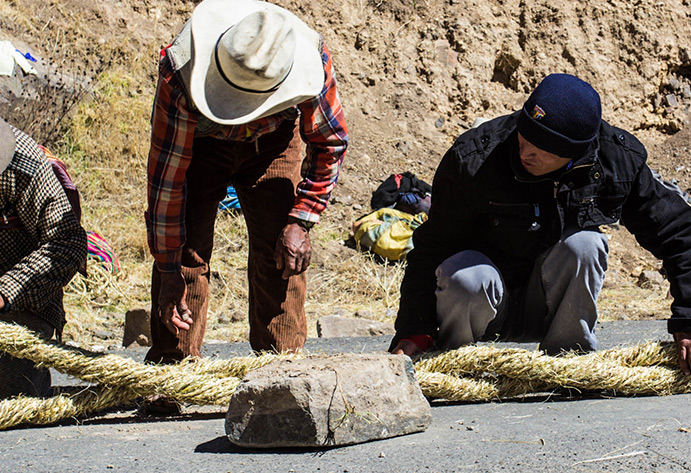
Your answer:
[532,105,546,120]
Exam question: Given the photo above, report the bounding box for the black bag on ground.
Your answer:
[370,172,432,215]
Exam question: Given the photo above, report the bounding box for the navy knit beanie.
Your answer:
[517,74,602,160]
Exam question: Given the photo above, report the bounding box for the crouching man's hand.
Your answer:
[391,335,435,357]
[673,332,691,376]
[392,339,424,357]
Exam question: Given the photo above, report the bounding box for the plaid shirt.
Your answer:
[0,125,87,330]
[146,42,349,273]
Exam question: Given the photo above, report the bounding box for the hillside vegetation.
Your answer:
[0,0,689,348]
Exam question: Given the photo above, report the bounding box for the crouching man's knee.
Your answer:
[435,251,505,349]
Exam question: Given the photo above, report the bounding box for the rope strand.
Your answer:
[0,322,688,430]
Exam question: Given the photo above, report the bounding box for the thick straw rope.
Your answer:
[414,342,688,402]
[0,322,689,430]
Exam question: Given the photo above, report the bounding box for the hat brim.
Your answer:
[0,118,15,174]
[190,0,324,125]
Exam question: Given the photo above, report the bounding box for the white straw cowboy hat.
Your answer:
[190,0,324,125]
[0,118,15,174]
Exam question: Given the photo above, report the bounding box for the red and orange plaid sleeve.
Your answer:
[292,43,349,224]
[145,58,198,273]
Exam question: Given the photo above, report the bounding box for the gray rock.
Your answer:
[222,311,244,323]
[225,354,431,448]
[353,309,374,319]
[354,31,369,51]
[637,270,665,289]
[395,140,411,155]
[122,308,151,347]
[602,268,624,289]
[434,39,457,67]
[94,329,113,340]
[665,94,679,107]
[666,76,682,91]
[331,194,354,206]
[317,315,395,338]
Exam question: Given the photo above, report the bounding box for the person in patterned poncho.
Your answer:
[0,117,87,399]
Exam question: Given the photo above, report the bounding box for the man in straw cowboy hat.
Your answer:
[390,74,691,376]
[0,117,87,399]
[144,0,348,371]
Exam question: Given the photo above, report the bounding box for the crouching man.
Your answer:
[390,74,691,375]
[0,117,87,398]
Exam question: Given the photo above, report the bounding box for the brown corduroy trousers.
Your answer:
[145,120,307,363]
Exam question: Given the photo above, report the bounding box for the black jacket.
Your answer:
[393,112,691,345]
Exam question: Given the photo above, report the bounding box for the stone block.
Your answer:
[225,354,431,448]
[316,315,395,338]
[122,308,151,347]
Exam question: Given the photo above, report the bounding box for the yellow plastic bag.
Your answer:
[352,208,427,261]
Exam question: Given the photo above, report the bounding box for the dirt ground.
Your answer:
[0,0,690,339]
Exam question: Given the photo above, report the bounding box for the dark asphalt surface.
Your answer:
[1,320,689,473]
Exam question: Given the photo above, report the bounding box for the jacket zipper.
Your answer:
[553,163,595,197]
[512,162,596,234]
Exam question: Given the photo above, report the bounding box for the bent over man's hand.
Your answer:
[674,331,691,376]
[274,222,312,279]
[158,271,193,335]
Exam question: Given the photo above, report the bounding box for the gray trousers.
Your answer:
[435,228,608,355]
[0,311,55,399]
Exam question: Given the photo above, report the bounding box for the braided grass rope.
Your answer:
[414,342,689,401]
[0,323,245,404]
[0,322,689,430]
[0,385,140,431]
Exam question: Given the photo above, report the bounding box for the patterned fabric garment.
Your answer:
[0,125,87,331]
[146,42,349,272]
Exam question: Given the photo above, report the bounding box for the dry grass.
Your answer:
[598,284,672,322]
[203,213,405,342]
